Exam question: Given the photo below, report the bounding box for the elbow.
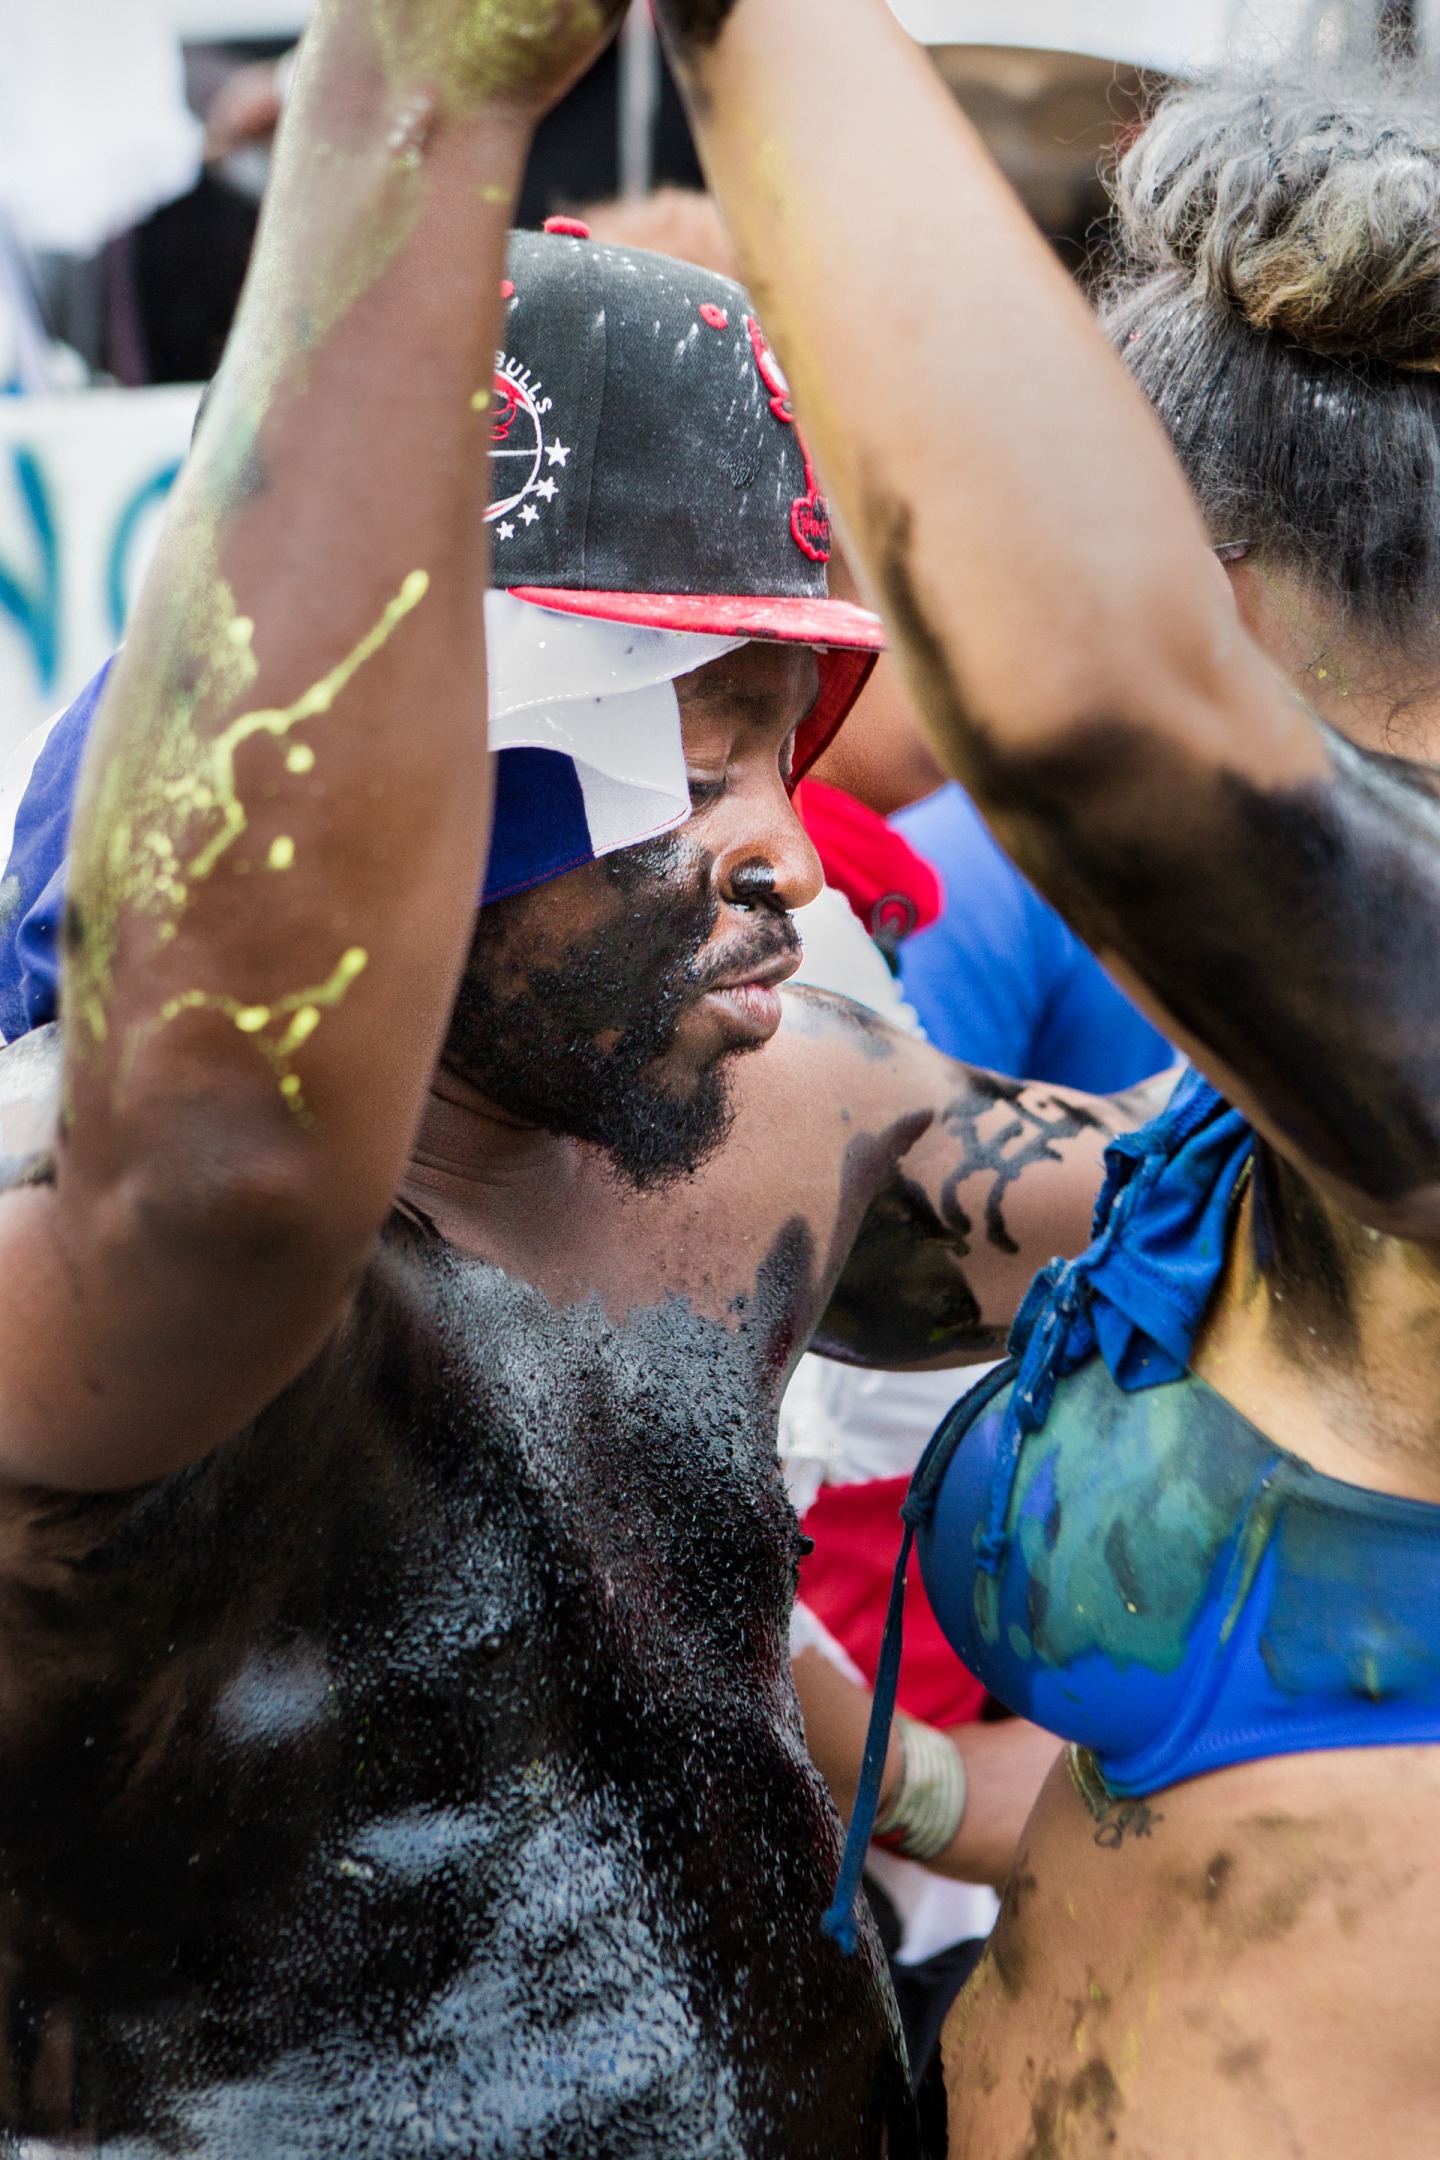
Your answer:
[1345,1178,1440,1249]
[77,1116,369,1296]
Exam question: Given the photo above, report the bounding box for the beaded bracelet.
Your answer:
[871,1714,967,1864]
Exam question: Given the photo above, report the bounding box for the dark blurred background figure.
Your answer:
[91,8,705,387]
[28,14,1152,388]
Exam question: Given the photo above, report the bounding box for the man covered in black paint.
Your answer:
[0,3,1155,2151]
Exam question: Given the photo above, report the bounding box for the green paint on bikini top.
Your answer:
[1004,1356,1272,1674]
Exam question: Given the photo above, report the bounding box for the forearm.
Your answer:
[659,0,1317,794]
[793,1649,1056,1894]
[933,1720,1063,1892]
[12,1,617,1486]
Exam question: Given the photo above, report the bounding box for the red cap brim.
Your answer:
[506,585,883,785]
[506,585,885,651]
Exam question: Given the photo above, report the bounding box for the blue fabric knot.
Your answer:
[974,1067,1254,1592]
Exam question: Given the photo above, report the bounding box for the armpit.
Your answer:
[972,717,1440,1231]
[812,1170,1009,1367]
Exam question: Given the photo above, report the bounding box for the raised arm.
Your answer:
[658,0,1440,1242]
[779,990,1173,1368]
[0,0,621,1490]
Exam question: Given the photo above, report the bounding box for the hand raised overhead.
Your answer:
[368,0,629,116]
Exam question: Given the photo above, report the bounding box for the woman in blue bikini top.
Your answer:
[665,1,1440,2152]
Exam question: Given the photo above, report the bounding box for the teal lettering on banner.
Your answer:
[108,460,182,640]
[0,447,59,694]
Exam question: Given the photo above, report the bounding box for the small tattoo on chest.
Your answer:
[1093,1799,1164,1850]
[1070,1739,1166,1847]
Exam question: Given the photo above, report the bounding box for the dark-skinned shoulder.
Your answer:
[772,984,1173,1369]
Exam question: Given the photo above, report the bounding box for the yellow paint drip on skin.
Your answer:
[149,946,369,1121]
[67,570,426,1053]
[268,835,296,870]
[186,570,429,883]
[67,548,261,1045]
[286,744,316,775]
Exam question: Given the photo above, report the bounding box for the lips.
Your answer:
[698,945,800,1046]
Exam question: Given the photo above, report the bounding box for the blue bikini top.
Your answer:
[822,1068,1440,1950]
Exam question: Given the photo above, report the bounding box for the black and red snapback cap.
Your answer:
[489,223,883,778]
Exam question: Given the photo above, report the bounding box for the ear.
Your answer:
[1215,556,1290,654]
[1207,547,1244,617]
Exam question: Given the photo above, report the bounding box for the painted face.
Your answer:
[442,640,823,1185]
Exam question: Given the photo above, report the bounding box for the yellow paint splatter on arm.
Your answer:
[186,571,429,883]
[66,570,427,1053]
[143,946,371,1123]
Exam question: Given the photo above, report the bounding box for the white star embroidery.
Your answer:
[536,477,558,501]
[545,441,571,468]
[519,502,541,524]
[496,519,515,540]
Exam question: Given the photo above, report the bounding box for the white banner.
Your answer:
[164,0,309,29]
[892,0,1440,69]
[0,386,201,766]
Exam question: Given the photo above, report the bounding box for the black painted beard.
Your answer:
[442,839,797,1190]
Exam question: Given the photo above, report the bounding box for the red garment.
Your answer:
[798,1476,986,1729]
[793,778,943,948]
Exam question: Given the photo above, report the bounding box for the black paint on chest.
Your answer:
[0,1213,914,2156]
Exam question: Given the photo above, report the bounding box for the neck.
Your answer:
[403,1064,576,1217]
[1227,558,1440,759]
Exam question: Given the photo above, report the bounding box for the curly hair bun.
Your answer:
[1115,79,1440,372]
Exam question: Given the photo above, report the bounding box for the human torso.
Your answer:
[0,1013,926,2158]
[934,1138,1440,2156]
[0,1206,914,2155]
[944,1737,1440,2158]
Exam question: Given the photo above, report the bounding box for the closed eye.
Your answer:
[687,774,728,809]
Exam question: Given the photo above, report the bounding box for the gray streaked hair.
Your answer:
[1101,28,1440,647]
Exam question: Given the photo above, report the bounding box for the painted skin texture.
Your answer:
[0,987,1130,2151]
[0,1188,901,2153]
[943,1742,1440,2159]
[652,2,1440,2150]
[65,0,624,1115]
[72,576,426,1109]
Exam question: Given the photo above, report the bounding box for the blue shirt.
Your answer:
[894,782,1170,1090]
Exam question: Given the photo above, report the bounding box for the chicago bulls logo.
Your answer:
[479,353,569,543]
[746,316,831,565]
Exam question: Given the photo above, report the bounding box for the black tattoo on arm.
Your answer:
[936,1075,1104,1258]
[811,1072,1100,1367]
[876,493,1440,1233]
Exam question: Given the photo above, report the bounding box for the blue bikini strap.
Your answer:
[820,1360,1016,1955]
[975,1071,1253,1609]
[820,1515,915,1955]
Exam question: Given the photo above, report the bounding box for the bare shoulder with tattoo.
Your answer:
[776,985,1160,1369]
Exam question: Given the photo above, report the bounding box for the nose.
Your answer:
[715,776,823,916]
